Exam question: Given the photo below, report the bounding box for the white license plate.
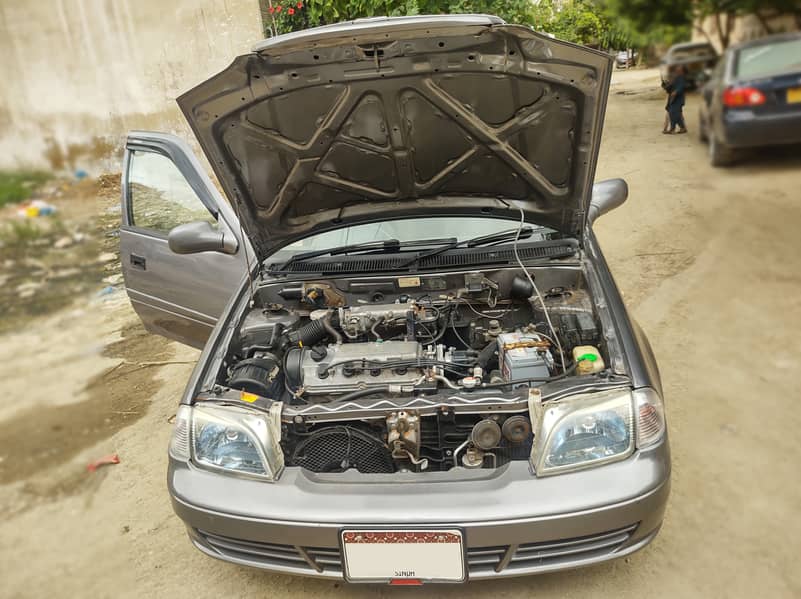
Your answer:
[341,529,466,583]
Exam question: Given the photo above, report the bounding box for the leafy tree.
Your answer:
[441,0,537,26]
[739,0,801,32]
[263,0,537,34]
[605,0,801,49]
[531,0,605,45]
[261,0,603,46]
[261,0,800,50]
[261,0,311,35]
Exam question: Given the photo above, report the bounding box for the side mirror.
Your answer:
[588,179,628,226]
[168,220,238,255]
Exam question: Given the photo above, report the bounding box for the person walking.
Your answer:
[661,71,674,133]
[664,65,688,134]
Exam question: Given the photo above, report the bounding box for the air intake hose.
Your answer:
[286,319,328,347]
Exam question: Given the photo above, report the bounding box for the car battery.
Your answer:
[497,332,553,386]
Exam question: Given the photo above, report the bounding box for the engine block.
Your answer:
[298,341,423,395]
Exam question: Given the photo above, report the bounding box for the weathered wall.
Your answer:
[693,13,800,52]
[0,0,263,172]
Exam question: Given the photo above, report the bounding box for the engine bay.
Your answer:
[205,265,617,475]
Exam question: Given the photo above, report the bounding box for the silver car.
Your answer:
[120,15,669,584]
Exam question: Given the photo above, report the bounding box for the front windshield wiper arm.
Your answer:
[278,237,458,270]
[399,227,535,268]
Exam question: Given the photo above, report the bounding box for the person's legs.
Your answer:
[675,107,687,133]
[667,105,680,132]
[663,110,670,133]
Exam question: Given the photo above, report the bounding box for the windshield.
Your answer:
[267,217,555,263]
[736,38,801,79]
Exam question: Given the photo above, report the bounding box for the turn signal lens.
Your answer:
[634,388,666,448]
[168,405,191,460]
[722,86,766,107]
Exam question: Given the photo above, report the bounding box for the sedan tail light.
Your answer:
[722,86,767,107]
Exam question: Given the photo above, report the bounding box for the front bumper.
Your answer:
[169,439,670,580]
[723,108,801,148]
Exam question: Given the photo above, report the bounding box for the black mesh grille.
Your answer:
[289,426,395,474]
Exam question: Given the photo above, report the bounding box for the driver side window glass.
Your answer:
[128,150,217,234]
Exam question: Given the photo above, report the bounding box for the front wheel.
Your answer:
[709,134,735,167]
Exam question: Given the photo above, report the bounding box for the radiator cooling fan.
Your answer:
[289,426,395,474]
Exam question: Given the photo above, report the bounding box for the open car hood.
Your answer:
[178,15,613,260]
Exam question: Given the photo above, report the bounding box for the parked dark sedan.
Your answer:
[699,32,801,166]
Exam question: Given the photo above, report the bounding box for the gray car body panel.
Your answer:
[120,131,250,348]
[170,446,669,525]
[177,15,613,259]
[164,238,668,577]
[169,444,669,578]
[117,16,668,581]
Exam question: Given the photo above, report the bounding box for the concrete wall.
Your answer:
[0,0,263,172]
[693,13,800,53]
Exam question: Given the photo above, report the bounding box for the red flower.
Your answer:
[288,7,294,14]
[275,4,282,12]
[268,6,274,13]
[296,2,303,7]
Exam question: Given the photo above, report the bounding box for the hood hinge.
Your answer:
[571,209,585,231]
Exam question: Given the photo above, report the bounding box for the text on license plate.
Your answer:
[341,529,465,582]
[787,87,801,104]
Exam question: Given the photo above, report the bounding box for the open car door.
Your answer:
[120,131,249,348]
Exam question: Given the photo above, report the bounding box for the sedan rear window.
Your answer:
[671,45,715,61]
[736,39,801,79]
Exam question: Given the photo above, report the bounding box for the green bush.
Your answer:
[0,171,51,208]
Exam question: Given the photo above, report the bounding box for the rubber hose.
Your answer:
[334,386,391,402]
[287,319,328,347]
[322,310,342,345]
[477,340,499,370]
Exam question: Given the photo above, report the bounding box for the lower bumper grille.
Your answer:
[195,530,343,575]
[467,524,638,574]
[194,523,637,577]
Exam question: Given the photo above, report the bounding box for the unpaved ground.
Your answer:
[2,68,801,598]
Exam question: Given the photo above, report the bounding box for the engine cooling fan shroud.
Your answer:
[288,426,395,474]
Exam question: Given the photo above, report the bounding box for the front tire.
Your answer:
[709,134,735,167]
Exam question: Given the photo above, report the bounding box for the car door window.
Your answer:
[128,150,217,234]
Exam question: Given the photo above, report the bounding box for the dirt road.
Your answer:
[2,68,801,598]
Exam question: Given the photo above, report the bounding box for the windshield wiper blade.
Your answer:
[399,227,535,268]
[279,237,458,270]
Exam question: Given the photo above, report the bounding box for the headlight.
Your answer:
[168,403,284,481]
[531,387,666,476]
[532,390,634,476]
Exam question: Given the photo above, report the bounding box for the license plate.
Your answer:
[341,529,466,583]
[788,87,801,104]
